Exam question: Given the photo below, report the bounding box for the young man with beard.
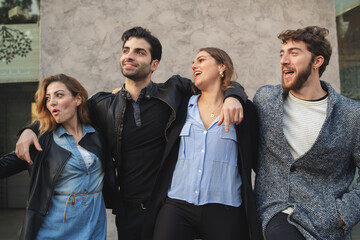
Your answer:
[253,26,360,240]
[14,27,246,240]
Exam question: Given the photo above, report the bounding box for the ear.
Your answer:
[75,94,82,107]
[218,64,226,73]
[151,59,160,72]
[313,55,324,70]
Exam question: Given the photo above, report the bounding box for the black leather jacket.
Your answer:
[86,75,247,209]
[0,129,107,240]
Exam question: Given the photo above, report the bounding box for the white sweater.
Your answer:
[283,92,328,159]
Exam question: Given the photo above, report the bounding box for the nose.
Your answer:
[280,53,289,66]
[49,97,57,106]
[192,62,198,71]
[123,50,135,61]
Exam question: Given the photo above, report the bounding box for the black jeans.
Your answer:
[115,202,147,240]
[265,212,305,240]
[153,198,248,240]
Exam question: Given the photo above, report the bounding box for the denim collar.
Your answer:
[54,124,95,138]
[121,81,154,103]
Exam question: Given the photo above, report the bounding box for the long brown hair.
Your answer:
[35,74,89,136]
[199,47,236,91]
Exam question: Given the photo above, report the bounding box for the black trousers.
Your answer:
[153,198,248,240]
[265,212,305,240]
[115,202,147,240]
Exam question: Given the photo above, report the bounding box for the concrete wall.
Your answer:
[39,1,339,238]
[40,0,339,99]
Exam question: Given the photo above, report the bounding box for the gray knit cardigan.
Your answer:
[253,81,360,240]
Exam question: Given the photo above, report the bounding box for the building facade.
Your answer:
[1,0,359,239]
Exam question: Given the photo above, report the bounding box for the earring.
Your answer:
[219,71,224,78]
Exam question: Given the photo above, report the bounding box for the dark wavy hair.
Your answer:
[278,26,332,77]
[121,26,162,62]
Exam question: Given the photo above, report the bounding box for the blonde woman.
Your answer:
[0,74,107,239]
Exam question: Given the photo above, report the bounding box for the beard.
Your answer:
[282,62,312,91]
[120,60,152,82]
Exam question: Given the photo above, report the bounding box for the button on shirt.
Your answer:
[168,95,242,207]
[36,124,106,239]
[119,81,172,203]
[121,81,153,127]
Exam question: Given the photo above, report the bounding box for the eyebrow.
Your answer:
[123,46,148,53]
[192,55,207,64]
[46,89,65,96]
[280,47,303,53]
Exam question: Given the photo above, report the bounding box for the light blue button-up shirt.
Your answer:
[36,124,106,239]
[168,95,242,207]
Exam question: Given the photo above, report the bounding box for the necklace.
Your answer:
[209,103,222,117]
[201,99,222,118]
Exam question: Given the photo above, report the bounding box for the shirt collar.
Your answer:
[121,81,154,103]
[188,94,200,108]
[54,124,95,138]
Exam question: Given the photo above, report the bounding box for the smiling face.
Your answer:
[120,37,159,82]
[192,50,224,91]
[280,40,314,91]
[45,81,81,126]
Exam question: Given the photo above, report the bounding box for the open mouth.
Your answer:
[52,109,60,115]
[283,70,295,79]
[193,71,201,78]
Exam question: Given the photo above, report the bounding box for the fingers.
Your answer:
[217,110,230,132]
[24,152,33,165]
[218,111,224,126]
[15,144,33,165]
[15,129,40,165]
[34,138,43,152]
[223,109,230,132]
[223,97,244,126]
[235,105,244,125]
[112,87,122,95]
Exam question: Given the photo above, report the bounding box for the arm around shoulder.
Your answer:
[225,81,248,104]
[0,152,28,179]
[162,75,195,95]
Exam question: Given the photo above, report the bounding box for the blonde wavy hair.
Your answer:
[35,74,89,136]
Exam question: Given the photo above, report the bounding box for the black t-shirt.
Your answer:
[119,96,172,203]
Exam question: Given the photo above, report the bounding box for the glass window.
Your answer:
[335,0,360,101]
[335,0,360,237]
[0,0,40,211]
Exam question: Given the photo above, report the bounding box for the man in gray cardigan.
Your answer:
[254,26,360,240]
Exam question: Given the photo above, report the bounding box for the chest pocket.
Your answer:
[213,126,238,166]
[178,123,195,160]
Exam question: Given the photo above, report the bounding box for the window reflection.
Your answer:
[336,2,360,101]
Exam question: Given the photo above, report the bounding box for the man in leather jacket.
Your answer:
[15,26,247,240]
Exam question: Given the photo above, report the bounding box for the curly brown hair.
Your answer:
[278,26,332,77]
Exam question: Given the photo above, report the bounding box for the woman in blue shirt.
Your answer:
[144,48,261,240]
[0,74,107,240]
